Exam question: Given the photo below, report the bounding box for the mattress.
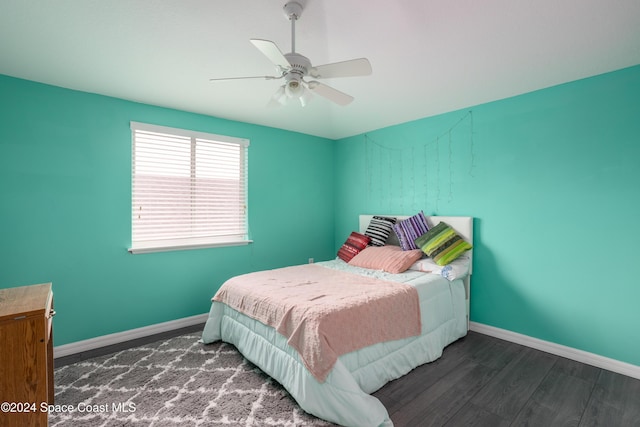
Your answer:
[201,260,468,427]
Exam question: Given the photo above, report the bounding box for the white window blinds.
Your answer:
[130,122,250,253]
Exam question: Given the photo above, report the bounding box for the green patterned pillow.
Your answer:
[414,222,472,266]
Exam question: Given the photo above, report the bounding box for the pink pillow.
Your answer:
[348,245,423,274]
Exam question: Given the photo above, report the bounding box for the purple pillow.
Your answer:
[393,211,430,251]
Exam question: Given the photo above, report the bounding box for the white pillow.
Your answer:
[409,255,471,280]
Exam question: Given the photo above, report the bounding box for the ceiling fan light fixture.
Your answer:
[285,77,303,98]
[299,87,313,107]
[265,85,287,108]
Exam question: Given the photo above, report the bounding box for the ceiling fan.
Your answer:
[210,1,372,107]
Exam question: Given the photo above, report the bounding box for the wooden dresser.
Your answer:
[0,283,54,427]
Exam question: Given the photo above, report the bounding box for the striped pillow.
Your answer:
[337,232,371,262]
[393,211,430,251]
[414,222,472,266]
[364,216,397,246]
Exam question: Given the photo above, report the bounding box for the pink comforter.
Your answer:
[213,264,421,382]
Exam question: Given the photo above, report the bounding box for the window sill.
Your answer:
[128,239,253,254]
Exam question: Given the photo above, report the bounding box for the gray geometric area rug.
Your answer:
[49,333,336,426]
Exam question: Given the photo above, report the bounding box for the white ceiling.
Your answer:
[1,0,639,140]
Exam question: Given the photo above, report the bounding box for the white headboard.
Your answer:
[359,214,474,328]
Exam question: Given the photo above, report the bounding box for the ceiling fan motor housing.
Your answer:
[284,52,311,77]
[283,52,311,97]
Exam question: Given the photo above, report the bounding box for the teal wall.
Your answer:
[0,75,335,346]
[334,65,640,367]
[2,65,639,368]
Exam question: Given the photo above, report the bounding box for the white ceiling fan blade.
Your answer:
[310,58,372,79]
[306,81,354,106]
[250,39,291,70]
[209,75,282,82]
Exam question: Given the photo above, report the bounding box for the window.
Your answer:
[129,122,250,254]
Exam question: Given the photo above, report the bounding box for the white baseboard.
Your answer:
[469,322,640,380]
[54,313,209,358]
[54,316,640,380]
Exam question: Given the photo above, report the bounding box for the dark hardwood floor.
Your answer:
[55,326,640,427]
[373,331,640,427]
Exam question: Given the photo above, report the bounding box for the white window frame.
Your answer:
[129,121,251,254]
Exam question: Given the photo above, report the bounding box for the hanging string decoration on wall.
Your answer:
[364,111,475,213]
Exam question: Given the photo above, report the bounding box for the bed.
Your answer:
[201,214,473,427]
